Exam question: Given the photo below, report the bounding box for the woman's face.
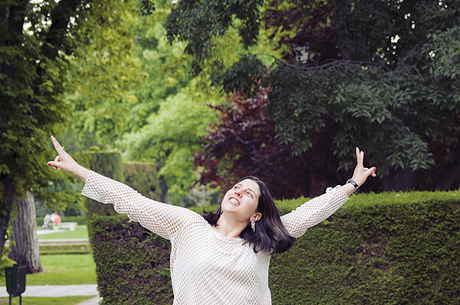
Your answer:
[221,179,261,223]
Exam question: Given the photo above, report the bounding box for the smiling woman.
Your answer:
[47,135,376,304]
[203,176,295,254]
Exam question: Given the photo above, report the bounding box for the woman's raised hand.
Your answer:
[351,147,376,186]
[47,135,80,174]
[340,147,376,196]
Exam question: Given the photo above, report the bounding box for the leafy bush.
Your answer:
[124,162,161,201]
[39,244,92,255]
[270,192,460,304]
[88,215,173,304]
[77,151,123,223]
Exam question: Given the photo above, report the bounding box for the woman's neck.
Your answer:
[213,214,247,239]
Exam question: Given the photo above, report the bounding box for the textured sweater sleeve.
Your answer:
[81,171,201,240]
[281,186,349,238]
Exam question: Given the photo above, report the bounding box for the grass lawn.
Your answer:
[0,296,96,305]
[27,254,97,285]
[38,225,88,240]
[1,254,97,304]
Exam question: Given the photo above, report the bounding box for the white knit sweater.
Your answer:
[82,171,349,305]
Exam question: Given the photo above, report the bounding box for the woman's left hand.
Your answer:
[351,147,376,187]
[341,147,376,196]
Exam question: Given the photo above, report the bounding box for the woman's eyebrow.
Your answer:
[236,183,256,196]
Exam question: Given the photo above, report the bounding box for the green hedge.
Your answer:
[124,162,161,201]
[89,191,460,304]
[270,196,460,304]
[78,151,122,224]
[88,215,173,304]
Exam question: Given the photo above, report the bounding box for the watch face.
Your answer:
[347,179,359,189]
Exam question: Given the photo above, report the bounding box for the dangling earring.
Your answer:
[251,220,256,232]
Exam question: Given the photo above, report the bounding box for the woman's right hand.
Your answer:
[47,135,89,182]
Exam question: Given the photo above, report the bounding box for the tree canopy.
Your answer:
[0,0,142,264]
[167,0,460,193]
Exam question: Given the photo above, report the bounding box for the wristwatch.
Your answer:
[347,179,360,192]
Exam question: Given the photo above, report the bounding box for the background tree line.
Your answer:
[170,0,460,195]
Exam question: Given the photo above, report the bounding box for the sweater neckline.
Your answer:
[205,221,243,244]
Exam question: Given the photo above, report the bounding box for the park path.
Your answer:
[0,284,98,297]
[0,284,101,304]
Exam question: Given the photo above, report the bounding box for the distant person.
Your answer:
[48,135,376,304]
[52,212,61,228]
[42,214,52,229]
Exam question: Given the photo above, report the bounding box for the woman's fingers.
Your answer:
[48,155,60,170]
[48,135,72,171]
[51,135,65,155]
[352,147,377,186]
[370,167,377,177]
[53,155,60,170]
[356,147,364,167]
[48,135,63,170]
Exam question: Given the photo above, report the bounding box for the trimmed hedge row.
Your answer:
[80,151,122,223]
[89,192,460,304]
[88,215,173,304]
[124,162,161,202]
[39,244,92,255]
[270,198,460,304]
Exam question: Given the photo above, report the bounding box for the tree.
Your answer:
[8,192,41,273]
[121,85,220,205]
[194,86,349,199]
[0,0,143,271]
[112,2,276,205]
[168,0,460,192]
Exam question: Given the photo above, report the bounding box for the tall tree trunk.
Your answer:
[382,166,416,192]
[8,191,42,274]
[426,162,460,191]
[0,178,15,256]
[427,147,460,191]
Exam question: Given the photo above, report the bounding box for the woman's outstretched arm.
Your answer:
[46,135,202,240]
[281,147,376,238]
[47,135,90,182]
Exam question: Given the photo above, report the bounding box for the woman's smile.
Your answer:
[228,197,240,205]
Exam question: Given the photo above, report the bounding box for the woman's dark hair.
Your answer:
[203,176,296,254]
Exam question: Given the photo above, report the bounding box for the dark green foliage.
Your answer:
[88,215,173,304]
[219,54,266,96]
[270,198,460,304]
[166,0,263,76]
[124,162,161,201]
[170,0,460,192]
[1,0,142,269]
[90,191,460,304]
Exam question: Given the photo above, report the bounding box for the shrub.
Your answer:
[124,162,161,201]
[88,215,173,304]
[77,151,123,224]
